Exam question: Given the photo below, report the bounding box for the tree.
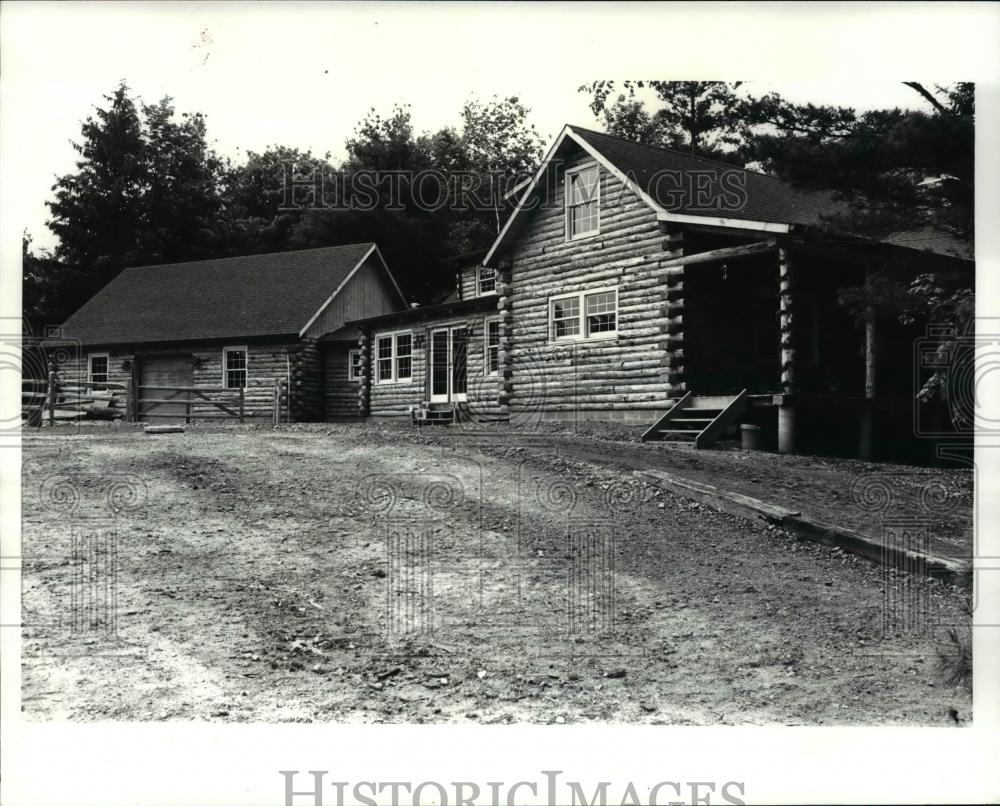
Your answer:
[219,145,333,256]
[22,232,79,335]
[579,81,746,156]
[44,82,228,317]
[47,82,148,296]
[460,96,544,235]
[141,97,226,263]
[743,82,974,239]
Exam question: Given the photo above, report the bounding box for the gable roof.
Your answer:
[571,126,846,228]
[57,243,406,346]
[484,124,971,264]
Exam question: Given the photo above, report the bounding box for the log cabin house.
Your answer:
[340,252,506,423]
[48,125,972,460]
[50,243,406,422]
[351,125,973,460]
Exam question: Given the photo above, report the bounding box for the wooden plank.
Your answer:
[641,391,692,442]
[145,425,186,435]
[140,412,246,420]
[60,380,127,390]
[139,385,229,393]
[659,240,776,271]
[695,389,749,449]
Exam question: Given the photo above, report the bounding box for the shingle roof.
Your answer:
[486,124,972,263]
[571,126,847,227]
[880,226,973,261]
[58,243,382,346]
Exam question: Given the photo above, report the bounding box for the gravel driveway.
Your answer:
[21,424,972,724]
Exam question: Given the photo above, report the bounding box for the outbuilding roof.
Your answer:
[55,243,403,346]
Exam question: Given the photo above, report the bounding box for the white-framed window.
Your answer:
[88,353,109,385]
[549,287,618,342]
[223,347,248,389]
[348,349,363,381]
[565,163,600,240]
[484,317,501,376]
[375,331,413,384]
[477,266,497,296]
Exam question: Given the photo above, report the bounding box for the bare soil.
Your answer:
[21,423,972,724]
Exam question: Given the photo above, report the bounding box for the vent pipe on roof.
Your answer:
[410,302,420,309]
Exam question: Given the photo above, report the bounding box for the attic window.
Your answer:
[477,266,497,296]
[566,163,600,239]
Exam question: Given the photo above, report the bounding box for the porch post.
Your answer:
[496,259,514,409]
[357,330,370,418]
[777,245,796,453]
[859,264,878,459]
[660,224,686,398]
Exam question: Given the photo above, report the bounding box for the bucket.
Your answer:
[740,423,762,451]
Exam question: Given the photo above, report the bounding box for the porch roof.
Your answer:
[338,294,498,335]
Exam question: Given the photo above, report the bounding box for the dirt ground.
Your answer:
[21,422,972,724]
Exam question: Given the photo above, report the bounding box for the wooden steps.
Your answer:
[641,390,749,448]
[411,403,456,425]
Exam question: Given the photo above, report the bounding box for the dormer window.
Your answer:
[477,266,496,296]
[565,163,600,239]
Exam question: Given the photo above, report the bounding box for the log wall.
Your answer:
[366,312,505,418]
[53,340,308,421]
[503,147,678,421]
[322,342,361,419]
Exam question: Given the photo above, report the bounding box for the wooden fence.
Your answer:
[23,364,290,427]
[22,375,129,425]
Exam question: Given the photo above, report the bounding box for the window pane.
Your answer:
[569,167,598,204]
[585,292,616,315]
[571,200,598,236]
[552,298,579,319]
[349,351,362,380]
[586,292,617,335]
[396,333,412,357]
[551,297,581,339]
[224,350,247,388]
[478,267,496,294]
[89,356,108,383]
[486,319,500,374]
[395,334,411,380]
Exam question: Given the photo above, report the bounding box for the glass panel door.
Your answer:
[451,327,468,401]
[430,328,449,401]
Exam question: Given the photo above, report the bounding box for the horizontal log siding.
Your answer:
[54,350,132,389]
[367,313,505,418]
[53,341,307,422]
[322,342,361,420]
[288,338,323,421]
[506,149,674,420]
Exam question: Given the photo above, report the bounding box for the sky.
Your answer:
[2,2,996,253]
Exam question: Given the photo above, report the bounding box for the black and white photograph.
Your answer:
[2,2,999,805]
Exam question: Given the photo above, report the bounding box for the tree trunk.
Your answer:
[859,300,877,460]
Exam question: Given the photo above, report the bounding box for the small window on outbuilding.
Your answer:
[223,347,247,389]
[88,353,109,386]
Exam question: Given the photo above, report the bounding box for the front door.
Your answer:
[429,326,468,403]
